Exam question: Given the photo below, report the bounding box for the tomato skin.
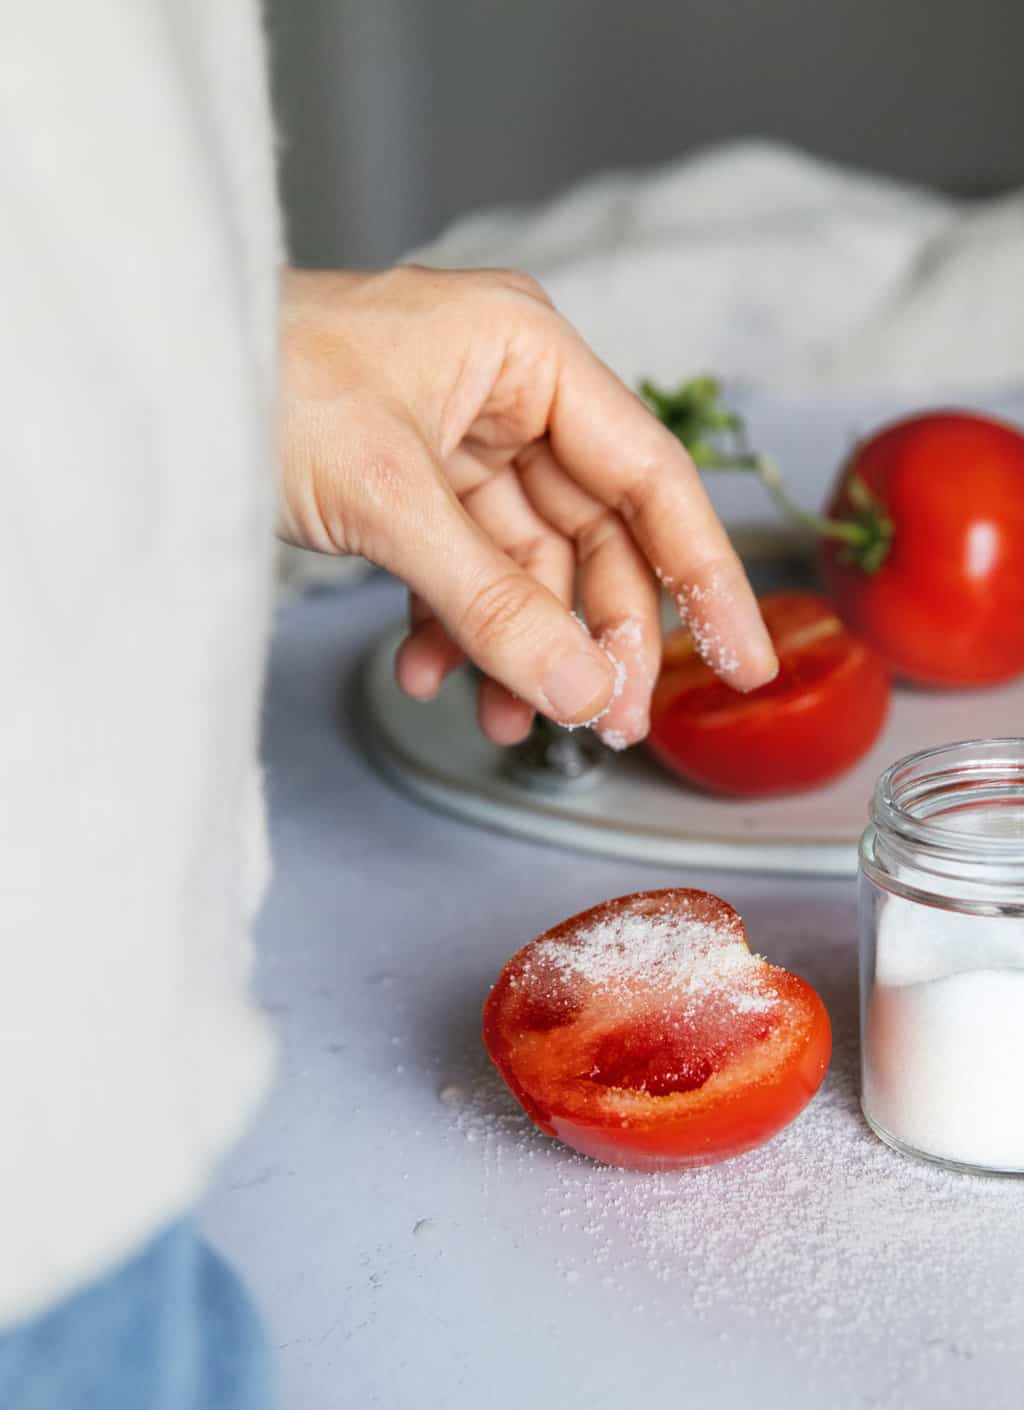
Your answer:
[483,889,832,1172]
[648,592,890,797]
[819,412,1024,686]
[548,969,830,1171]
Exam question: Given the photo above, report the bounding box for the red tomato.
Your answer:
[819,411,1024,686]
[647,591,890,797]
[484,889,830,1170]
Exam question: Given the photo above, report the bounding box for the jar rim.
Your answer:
[873,737,1024,860]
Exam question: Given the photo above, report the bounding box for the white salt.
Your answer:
[437,1082,467,1106]
[864,897,1024,1168]
[443,993,1024,1403]
[603,649,627,703]
[592,618,652,750]
[674,581,741,677]
[601,618,643,651]
[524,900,776,1017]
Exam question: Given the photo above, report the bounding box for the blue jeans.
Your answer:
[0,1222,272,1410]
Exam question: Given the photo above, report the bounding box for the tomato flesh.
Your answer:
[819,411,1024,686]
[483,889,831,1171]
[648,591,890,797]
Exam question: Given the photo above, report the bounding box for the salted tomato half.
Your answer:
[483,888,831,1171]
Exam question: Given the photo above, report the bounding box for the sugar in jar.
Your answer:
[859,739,1024,1174]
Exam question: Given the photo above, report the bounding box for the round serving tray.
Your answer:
[355,623,1024,878]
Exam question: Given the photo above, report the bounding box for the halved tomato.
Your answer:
[648,590,890,797]
[483,889,831,1171]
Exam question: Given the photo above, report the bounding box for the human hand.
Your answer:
[278,266,777,747]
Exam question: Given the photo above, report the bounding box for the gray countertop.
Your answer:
[202,575,1024,1410]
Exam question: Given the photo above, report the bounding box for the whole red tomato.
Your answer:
[648,592,890,797]
[483,889,831,1171]
[819,411,1024,686]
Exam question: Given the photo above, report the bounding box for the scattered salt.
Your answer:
[524,899,773,1019]
[675,584,741,677]
[603,648,627,703]
[438,1083,467,1106]
[442,981,1024,1403]
[601,618,644,651]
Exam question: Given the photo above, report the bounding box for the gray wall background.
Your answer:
[266,0,1023,268]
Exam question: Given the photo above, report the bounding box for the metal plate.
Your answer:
[356,624,1024,877]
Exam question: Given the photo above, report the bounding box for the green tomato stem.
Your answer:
[686,448,871,546]
[640,376,894,572]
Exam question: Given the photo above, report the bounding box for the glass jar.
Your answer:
[859,738,1024,1174]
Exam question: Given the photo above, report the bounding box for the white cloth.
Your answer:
[0,1,281,1324]
[414,141,1024,396]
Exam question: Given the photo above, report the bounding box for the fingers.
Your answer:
[373,421,619,727]
[546,336,778,692]
[459,462,575,741]
[396,459,577,744]
[396,599,537,745]
[444,555,616,727]
[520,442,660,748]
[394,599,464,701]
[476,676,534,746]
[459,461,576,607]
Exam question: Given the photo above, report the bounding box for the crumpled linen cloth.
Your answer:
[282,140,1024,589]
[413,140,1024,395]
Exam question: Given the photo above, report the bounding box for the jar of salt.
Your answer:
[859,738,1024,1174]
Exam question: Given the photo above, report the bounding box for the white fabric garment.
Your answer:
[0,1,282,1324]
[414,141,1024,396]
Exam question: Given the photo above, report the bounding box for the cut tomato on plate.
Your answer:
[483,889,831,1171]
[648,590,890,797]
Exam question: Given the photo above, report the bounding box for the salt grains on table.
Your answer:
[441,1015,1024,1405]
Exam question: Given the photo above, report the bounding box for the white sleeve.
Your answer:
[0,0,282,1325]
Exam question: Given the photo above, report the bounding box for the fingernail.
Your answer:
[542,651,615,723]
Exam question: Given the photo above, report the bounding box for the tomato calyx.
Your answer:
[639,376,894,573]
[833,467,894,572]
